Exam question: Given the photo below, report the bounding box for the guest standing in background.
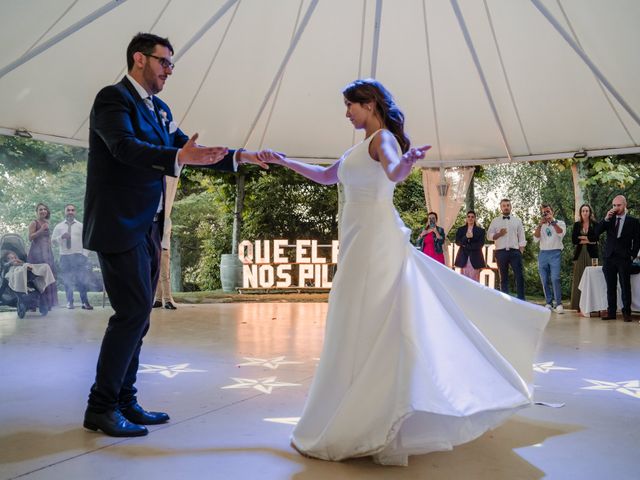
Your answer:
[27,202,58,308]
[454,210,486,281]
[595,195,640,322]
[153,173,180,310]
[533,203,566,314]
[570,204,599,311]
[487,199,527,300]
[417,211,446,264]
[52,204,93,310]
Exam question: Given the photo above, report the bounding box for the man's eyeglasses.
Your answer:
[144,53,175,70]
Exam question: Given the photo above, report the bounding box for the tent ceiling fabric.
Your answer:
[0,0,639,167]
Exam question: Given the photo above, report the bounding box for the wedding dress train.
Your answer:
[291,130,550,466]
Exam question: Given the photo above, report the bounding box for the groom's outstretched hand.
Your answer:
[178,133,228,166]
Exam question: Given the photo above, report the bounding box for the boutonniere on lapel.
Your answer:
[158,109,168,128]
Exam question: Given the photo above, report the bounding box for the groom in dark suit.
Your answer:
[595,195,640,322]
[83,33,268,437]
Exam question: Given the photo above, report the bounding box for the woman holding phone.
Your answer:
[417,211,446,264]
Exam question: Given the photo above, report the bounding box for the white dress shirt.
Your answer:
[487,214,527,250]
[533,220,566,250]
[52,219,88,256]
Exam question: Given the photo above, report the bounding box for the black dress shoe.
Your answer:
[121,403,170,425]
[601,315,617,320]
[152,300,162,308]
[84,409,148,437]
[623,314,632,322]
[164,301,177,310]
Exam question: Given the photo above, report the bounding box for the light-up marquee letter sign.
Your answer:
[238,240,339,289]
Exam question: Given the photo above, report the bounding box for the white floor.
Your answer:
[1,302,639,479]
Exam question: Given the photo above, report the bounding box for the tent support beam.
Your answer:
[174,0,239,62]
[370,0,383,78]
[531,0,640,129]
[450,0,513,162]
[0,0,127,80]
[241,0,319,147]
[421,0,443,163]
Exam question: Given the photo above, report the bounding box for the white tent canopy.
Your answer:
[1,0,639,167]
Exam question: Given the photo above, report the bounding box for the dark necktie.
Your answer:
[66,222,72,249]
[614,217,621,238]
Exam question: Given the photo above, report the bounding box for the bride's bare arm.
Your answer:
[257,151,340,185]
[370,131,431,182]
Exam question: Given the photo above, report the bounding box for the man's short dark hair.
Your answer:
[65,203,76,210]
[126,33,174,71]
[500,198,511,204]
[540,203,553,211]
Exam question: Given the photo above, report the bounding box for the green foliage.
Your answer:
[582,155,640,190]
[242,167,338,242]
[171,181,234,291]
[0,154,88,236]
[394,169,427,240]
[0,135,86,173]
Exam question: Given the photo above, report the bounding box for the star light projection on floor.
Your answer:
[236,356,303,369]
[582,379,640,399]
[533,361,576,373]
[138,363,207,378]
[222,376,301,394]
[136,359,640,403]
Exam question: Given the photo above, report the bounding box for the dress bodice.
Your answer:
[337,130,397,204]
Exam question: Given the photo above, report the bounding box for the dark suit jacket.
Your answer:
[595,214,640,260]
[83,77,235,253]
[571,221,599,260]
[454,225,486,269]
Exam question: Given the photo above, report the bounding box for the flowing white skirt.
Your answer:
[291,201,549,466]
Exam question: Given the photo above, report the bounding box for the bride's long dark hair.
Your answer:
[342,79,410,153]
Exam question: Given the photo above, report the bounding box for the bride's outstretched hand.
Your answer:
[257,149,286,165]
[402,145,432,165]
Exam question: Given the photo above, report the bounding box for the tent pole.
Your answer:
[370,0,383,78]
[0,0,127,80]
[450,0,513,161]
[530,0,640,129]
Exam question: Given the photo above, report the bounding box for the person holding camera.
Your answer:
[533,203,566,313]
[417,211,446,264]
[487,198,527,300]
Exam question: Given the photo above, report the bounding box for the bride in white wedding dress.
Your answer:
[258,79,550,466]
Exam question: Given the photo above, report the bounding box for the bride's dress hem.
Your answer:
[291,400,531,466]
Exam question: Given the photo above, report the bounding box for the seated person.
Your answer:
[3,251,55,294]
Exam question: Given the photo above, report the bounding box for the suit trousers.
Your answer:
[59,253,90,305]
[87,222,161,412]
[154,248,174,303]
[602,255,632,315]
[495,249,526,300]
